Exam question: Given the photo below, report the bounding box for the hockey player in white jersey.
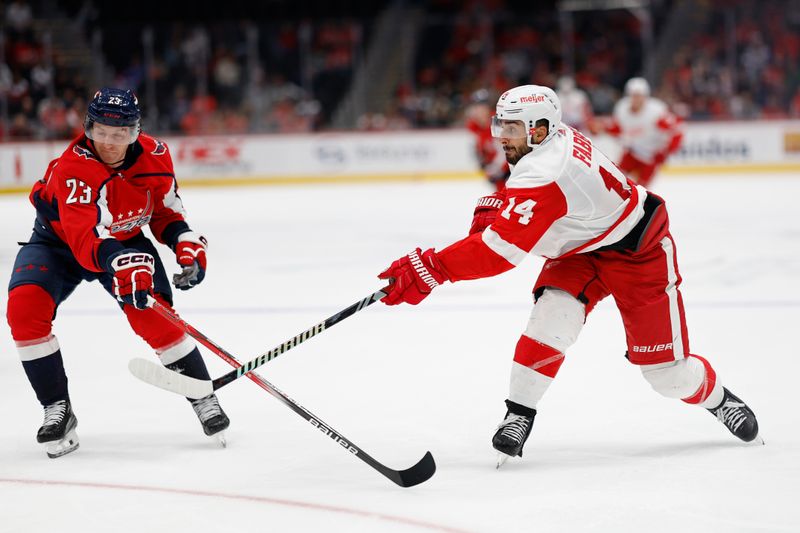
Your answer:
[599,77,683,187]
[377,84,760,467]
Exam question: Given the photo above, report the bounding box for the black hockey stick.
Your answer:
[130,289,386,398]
[129,293,435,488]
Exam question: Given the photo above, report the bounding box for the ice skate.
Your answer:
[492,400,536,468]
[191,393,229,447]
[37,400,79,459]
[707,387,762,444]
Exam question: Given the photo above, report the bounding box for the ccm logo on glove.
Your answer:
[108,250,156,310]
[112,253,155,268]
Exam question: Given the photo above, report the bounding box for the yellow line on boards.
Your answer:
[2,165,800,194]
[0,172,485,194]
[663,163,800,174]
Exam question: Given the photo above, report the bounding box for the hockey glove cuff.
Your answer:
[470,191,506,235]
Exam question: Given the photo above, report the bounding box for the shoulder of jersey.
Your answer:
[55,139,111,188]
[138,133,170,156]
[647,98,668,115]
[613,97,631,115]
[506,133,565,189]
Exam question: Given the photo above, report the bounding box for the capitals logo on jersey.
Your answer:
[151,140,167,156]
[72,145,97,161]
[110,189,154,234]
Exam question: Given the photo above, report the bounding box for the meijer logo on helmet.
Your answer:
[520,95,546,103]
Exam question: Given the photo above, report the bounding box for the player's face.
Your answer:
[492,119,532,164]
[500,135,532,165]
[90,123,130,167]
[630,93,646,112]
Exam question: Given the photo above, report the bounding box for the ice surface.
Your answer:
[1,174,798,532]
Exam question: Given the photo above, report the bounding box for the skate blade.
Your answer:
[212,431,227,448]
[496,452,511,469]
[44,429,80,459]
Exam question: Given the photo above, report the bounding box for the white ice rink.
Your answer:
[1,173,798,532]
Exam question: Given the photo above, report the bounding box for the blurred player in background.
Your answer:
[556,76,594,134]
[464,89,510,191]
[594,77,683,187]
[378,84,759,467]
[6,87,229,458]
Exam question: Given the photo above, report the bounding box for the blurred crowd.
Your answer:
[1,0,90,140]
[659,0,800,120]
[101,20,361,136]
[391,0,648,129]
[1,0,799,142]
[390,0,800,129]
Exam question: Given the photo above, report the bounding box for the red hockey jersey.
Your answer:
[30,134,190,272]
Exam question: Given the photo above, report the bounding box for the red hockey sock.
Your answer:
[514,335,565,378]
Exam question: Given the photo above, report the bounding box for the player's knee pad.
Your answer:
[523,289,585,353]
[640,355,711,400]
[7,284,56,341]
[123,293,186,355]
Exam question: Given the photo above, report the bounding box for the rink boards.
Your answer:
[1,120,799,193]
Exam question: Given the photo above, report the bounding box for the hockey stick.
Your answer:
[129,289,386,399]
[129,294,435,488]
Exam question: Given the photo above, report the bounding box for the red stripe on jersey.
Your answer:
[436,232,516,281]
[438,182,568,281]
[560,182,640,258]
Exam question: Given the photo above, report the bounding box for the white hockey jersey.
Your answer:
[437,125,646,281]
[611,97,680,163]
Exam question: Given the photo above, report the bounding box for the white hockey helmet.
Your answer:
[491,84,562,148]
[624,77,650,97]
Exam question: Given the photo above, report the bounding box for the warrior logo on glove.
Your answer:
[378,248,450,306]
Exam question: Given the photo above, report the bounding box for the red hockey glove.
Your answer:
[107,250,155,310]
[378,248,450,305]
[469,191,506,235]
[173,232,207,290]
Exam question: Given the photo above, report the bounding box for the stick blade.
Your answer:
[128,358,213,399]
[387,451,436,488]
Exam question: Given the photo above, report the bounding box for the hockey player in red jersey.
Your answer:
[465,90,510,191]
[6,88,229,458]
[378,85,759,466]
[597,77,683,187]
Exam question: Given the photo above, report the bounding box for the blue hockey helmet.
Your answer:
[84,87,141,145]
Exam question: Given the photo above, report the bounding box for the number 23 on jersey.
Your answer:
[65,178,92,204]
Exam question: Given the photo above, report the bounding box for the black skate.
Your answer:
[707,388,761,443]
[191,394,230,447]
[37,400,79,458]
[492,400,536,468]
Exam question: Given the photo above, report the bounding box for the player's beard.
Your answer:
[503,144,532,165]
